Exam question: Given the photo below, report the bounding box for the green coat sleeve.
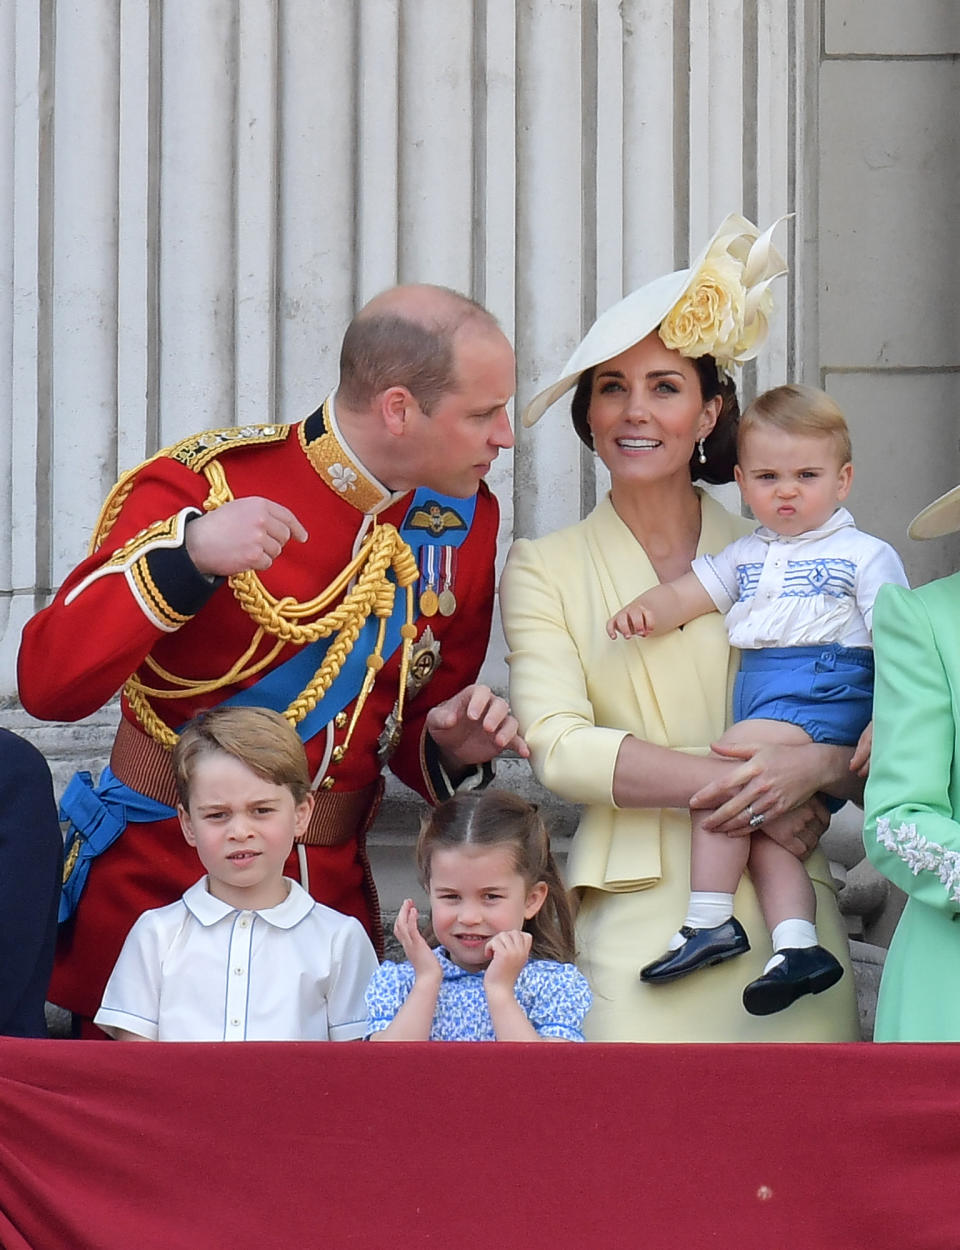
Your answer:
[864,580,960,914]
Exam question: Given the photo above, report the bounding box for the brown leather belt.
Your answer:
[110,716,381,848]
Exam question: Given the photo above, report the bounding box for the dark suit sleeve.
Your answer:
[0,731,63,1036]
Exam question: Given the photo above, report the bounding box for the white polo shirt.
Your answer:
[94,877,378,1042]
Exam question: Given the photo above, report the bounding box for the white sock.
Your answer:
[763,918,818,974]
[667,892,735,950]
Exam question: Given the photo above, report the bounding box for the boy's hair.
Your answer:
[739,383,852,465]
[416,789,576,964]
[172,706,311,808]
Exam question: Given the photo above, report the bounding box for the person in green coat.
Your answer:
[865,481,960,1040]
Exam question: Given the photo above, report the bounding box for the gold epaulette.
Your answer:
[167,423,291,472]
[89,424,291,555]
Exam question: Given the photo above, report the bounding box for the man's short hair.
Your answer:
[338,289,498,414]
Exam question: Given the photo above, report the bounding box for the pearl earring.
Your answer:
[697,438,707,465]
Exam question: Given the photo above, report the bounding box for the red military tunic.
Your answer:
[18,399,498,1021]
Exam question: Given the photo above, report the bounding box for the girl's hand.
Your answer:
[393,899,441,984]
[483,929,532,992]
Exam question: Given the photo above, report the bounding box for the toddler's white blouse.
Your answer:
[691,508,908,650]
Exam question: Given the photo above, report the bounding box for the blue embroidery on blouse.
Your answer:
[737,557,856,603]
[736,562,764,600]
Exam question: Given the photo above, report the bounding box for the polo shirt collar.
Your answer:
[183,877,316,930]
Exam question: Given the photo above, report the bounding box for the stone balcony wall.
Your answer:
[4,698,901,1041]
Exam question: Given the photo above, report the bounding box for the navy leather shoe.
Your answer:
[742,944,844,1016]
[640,917,750,983]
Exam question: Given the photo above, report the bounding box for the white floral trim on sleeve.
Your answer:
[876,817,960,904]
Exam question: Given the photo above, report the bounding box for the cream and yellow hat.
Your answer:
[522,212,789,427]
[908,485,960,539]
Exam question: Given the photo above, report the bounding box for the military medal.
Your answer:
[437,547,457,616]
[419,587,439,616]
[418,545,439,616]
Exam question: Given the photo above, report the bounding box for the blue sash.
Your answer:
[219,487,477,739]
[59,767,176,923]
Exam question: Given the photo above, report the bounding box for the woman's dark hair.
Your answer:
[416,789,576,964]
[569,347,740,485]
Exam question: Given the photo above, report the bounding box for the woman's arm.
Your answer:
[502,537,832,817]
[864,583,960,912]
[501,538,744,809]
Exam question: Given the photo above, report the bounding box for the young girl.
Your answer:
[607,385,908,1015]
[365,789,591,1041]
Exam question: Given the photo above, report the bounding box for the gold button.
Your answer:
[332,745,345,763]
[334,712,348,729]
[320,776,335,790]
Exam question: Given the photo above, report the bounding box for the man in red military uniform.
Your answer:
[18,284,525,1035]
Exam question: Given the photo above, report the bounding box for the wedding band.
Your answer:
[749,811,766,828]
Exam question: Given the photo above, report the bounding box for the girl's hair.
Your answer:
[569,350,740,485]
[416,789,577,964]
[739,383,852,464]
[172,706,311,807]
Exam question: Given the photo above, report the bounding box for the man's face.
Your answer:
[406,326,516,497]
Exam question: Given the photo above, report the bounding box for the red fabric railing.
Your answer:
[0,1040,956,1249]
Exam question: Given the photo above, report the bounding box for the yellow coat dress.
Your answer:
[500,491,858,1041]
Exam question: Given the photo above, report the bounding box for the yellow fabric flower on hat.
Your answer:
[659,215,788,371]
[659,254,745,363]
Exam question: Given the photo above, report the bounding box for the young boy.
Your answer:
[94,706,378,1041]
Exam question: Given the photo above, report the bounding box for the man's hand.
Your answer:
[185,497,308,576]
[426,684,529,770]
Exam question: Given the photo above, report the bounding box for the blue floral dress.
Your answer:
[364,947,592,1040]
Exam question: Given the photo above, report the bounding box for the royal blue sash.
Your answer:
[219,487,476,740]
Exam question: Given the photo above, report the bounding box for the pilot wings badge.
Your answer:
[404,500,468,537]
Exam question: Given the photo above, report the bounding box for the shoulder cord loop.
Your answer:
[123,459,419,749]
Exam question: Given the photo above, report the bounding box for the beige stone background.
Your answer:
[1,1,957,1038]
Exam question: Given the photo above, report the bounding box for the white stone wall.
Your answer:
[1,3,954,974]
[1,0,804,700]
[818,0,960,587]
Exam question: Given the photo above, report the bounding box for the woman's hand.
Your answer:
[393,899,441,985]
[849,722,872,778]
[689,740,856,832]
[483,929,532,993]
[719,795,831,861]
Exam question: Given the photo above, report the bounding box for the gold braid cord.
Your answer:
[124,459,419,748]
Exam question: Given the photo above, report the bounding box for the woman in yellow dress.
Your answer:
[500,216,860,1040]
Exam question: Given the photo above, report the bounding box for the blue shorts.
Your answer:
[733,644,874,748]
